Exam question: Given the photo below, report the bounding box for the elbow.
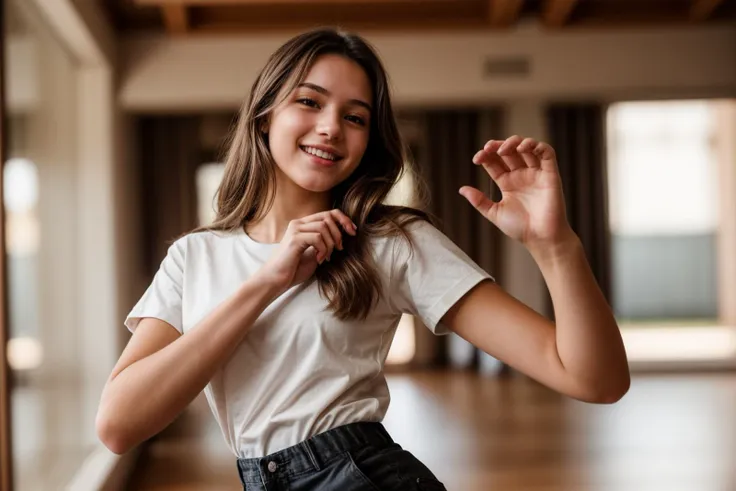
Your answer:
[591,382,629,404]
[96,412,135,455]
[588,375,631,404]
[575,370,631,405]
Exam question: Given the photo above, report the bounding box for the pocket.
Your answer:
[345,451,383,491]
[415,477,448,490]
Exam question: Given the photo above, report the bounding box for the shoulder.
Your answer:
[365,205,439,247]
[166,228,242,260]
[399,218,443,240]
[383,216,490,279]
[389,219,456,259]
[366,215,443,270]
[178,228,240,247]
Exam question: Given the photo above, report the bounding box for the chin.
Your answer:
[293,176,339,194]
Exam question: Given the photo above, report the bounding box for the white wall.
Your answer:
[5,38,39,114]
[120,24,736,111]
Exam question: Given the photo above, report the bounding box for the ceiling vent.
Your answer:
[483,57,531,78]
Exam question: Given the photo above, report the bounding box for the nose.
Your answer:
[317,109,342,142]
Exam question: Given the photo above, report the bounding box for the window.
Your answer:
[608,102,717,236]
[607,100,734,363]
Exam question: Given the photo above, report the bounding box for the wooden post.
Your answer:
[542,0,580,28]
[690,0,725,21]
[0,0,14,488]
[717,101,736,327]
[162,4,189,35]
[488,0,524,28]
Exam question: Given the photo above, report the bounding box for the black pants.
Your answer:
[236,422,447,490]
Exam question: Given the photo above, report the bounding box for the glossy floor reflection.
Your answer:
[127,371,736,491]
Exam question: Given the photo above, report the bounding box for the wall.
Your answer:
[119,24,736,111]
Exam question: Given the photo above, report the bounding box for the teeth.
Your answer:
[303,146,338,161]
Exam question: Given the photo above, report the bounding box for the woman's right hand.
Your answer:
[255,209,357,293]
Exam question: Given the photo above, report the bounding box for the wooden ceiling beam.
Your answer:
[690,0,725,21]
[542,0,580,28]
[133,0,452,5]
[161,4,189,34]
[488,0,524,28]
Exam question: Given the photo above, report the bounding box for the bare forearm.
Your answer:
[99,276,281,450]
[530,232,630,402]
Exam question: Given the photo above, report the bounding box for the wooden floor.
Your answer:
[127,370,736,491]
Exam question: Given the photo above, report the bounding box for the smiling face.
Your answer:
[266,54,373,195]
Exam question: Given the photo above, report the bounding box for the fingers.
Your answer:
[533,141,558,172]
[474,136,553,176]
[458,186,496,220]
[299,221,336,261]
[517,137,541,168]
[301,209,357,236]
[497,136,526,171]
[305,217,342,251]
[298,232,328,263]
[473,141,507,180]
[294,209,357,263]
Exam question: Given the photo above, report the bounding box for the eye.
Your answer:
[346,114,367,126]
[297,97,320,108]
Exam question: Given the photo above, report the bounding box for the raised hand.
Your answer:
[255,209,357,293]
[458,135,574,250]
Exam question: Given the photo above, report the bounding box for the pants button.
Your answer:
[267,461,278,473]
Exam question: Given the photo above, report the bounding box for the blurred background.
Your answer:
[0,0,735,490]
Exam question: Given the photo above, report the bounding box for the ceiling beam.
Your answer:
[690,0,725,21]
[162,4,189,35]
[488,0,525,28]
[134,0,452,5]
[542,0,580,28]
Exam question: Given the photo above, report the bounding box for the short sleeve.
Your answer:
[124,237,186,334]
[390,221,494,335]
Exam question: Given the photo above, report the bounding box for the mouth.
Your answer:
[300,145,343,163]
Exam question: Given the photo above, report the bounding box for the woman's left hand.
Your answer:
[459,136,575,250]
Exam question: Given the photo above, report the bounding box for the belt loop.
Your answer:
[258,458,267,488]
[300,440,320,471]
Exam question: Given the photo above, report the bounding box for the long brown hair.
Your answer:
[194,28,435,321]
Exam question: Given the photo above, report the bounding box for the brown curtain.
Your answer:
[407,108,506,370]
[545,104,612,318]
[138,116,202,276]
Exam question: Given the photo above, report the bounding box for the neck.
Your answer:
[246,176,331,244]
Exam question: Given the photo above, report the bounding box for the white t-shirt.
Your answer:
[125,220,493,458]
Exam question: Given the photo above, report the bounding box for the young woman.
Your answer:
[96,28,630,490]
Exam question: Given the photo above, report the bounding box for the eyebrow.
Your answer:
[297,82,372,113]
